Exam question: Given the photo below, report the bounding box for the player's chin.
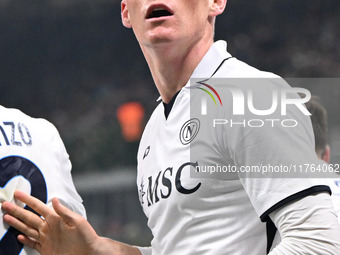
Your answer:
[144,31,179,45]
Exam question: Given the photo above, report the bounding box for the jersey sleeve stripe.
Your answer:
[260,185,331,222]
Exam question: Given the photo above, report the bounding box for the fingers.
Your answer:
[52,197,79,225]
[2,191,50,239]
[2,200,44,230]
[14,190,52,217]
[17,234,42,253]
[2,202,43,233]
[3,213,40,240]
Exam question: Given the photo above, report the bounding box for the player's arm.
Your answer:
[268,192,340,255]
[90,238,142,255]
[2,190,142,255]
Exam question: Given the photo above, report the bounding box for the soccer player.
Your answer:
[305,96,340,222]
[2,0,340,254]
[0,105,86,255]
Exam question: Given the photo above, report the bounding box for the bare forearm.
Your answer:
[91,237,142,255]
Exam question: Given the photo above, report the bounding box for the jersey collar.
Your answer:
[191,40,232,79]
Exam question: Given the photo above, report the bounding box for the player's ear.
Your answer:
[209,0,227,17]
[322,145,331,163]
[121,0,132,28]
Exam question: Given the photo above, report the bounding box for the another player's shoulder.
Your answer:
[0,105,60,144]
[1,105,56,129]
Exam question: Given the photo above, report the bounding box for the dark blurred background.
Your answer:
[0,0,339,246]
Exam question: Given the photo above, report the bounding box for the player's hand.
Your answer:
[2,190,99,255]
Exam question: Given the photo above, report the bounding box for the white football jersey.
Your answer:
[0,105,86,255]
[329,179,340,224]
[136,41,330,255]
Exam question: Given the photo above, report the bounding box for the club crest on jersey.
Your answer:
[179,118,200,145]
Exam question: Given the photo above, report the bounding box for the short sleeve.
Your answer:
[224,79,331,218]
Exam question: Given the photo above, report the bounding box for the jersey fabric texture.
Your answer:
[0,105,86,255]
[329,179,340,224]
[136,41,330,255]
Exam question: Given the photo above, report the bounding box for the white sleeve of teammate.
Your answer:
[135,246,152,255]
[49,122,87,218]
[268,192,340,255]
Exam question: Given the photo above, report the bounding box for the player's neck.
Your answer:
[141,37,213,103]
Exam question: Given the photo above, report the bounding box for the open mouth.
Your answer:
[146,7,173,19]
